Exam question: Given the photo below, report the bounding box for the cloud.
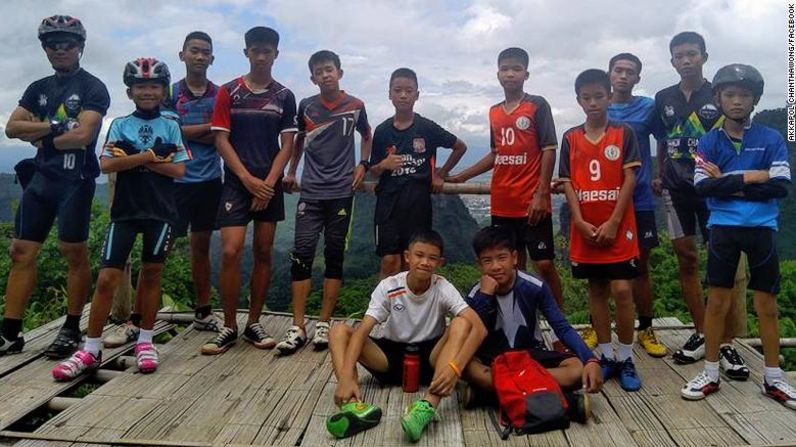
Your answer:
[0,0,785,173]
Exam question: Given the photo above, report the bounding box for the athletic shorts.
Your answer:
[100,219,173,269]
[363,336,441,386]
[291,197,354,281]
[491,214,555,261]
[14,173,95,243]
[476,347,576,369]
[374,183,432,257]
[662,189,709,241]
[571,258,639,280]
[215,179,284,227]
[635,210,659,250]
[706,225,780,294]
[173,179,223,237]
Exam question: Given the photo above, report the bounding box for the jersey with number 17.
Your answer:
[489,94,557,218]
[559,122,641,264]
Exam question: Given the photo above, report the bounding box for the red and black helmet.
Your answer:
[123,58,171,87]
[38,15,86,42]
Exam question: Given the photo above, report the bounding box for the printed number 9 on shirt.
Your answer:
[589,160,601,181]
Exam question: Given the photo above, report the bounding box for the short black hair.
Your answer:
[390,67,418,87]
[308,50,341,73]
[408,230,444,254]
[472,226,515,257]
[183,31,212,50]
[245,26,279,49]
[575,69,611,96]
[498,47,529,69]
[669,31,706,55]
[609,52,642,74]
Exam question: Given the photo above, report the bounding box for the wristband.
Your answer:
[585,358,600,365]
[448,361,461,377]
[359,159,370,171]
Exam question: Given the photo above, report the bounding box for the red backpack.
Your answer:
[490,350,570,438]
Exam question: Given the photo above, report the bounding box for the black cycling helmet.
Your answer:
[38,15,86,42]
[712,64,764,103]
[123,57,171,87]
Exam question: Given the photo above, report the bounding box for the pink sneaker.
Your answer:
[135,342,159,374]
[52,349,101,381]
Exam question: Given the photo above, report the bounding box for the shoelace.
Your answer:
[771,380,796,398]
[215,327,236,344]
[282,327,303,342]
[721,346,744,365]
[315,323,329,338]
[61,351,95,372]
[249,323,269,340]
[644,328,661,344]
[136,344,158,361]
[683,333,704,350]
[408,402,435,425]
[690,371,715,388]
[620,360,638,377]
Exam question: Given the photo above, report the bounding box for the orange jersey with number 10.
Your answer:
[489,94,558,218]
[559,122,641,264]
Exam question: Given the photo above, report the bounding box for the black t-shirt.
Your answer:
[653,81,724,193]
[369,113,457,194]
[18,68,110,181]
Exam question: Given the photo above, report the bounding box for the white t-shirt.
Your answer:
[365,272,469,344]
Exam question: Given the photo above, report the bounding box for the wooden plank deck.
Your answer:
[3,313,796,446]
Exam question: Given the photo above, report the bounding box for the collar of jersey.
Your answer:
[133,108,161,120]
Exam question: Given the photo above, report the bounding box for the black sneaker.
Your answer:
[0,333,25,356]
[565,390,591,424]
[43,326,81,359]
[719,345,750,381]
[673,332,705,364]
[461,383,497,409]
[200,327,237,355]
[242,322,276,349]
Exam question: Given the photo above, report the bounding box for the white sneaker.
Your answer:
[764,378,796,410]
[276,325,306,355]
[681,371,720,400]
[313,321,330,350]
[103,322,140,348]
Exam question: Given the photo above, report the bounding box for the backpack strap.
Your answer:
[488,407,512,440]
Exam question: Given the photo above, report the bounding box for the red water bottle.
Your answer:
[402,345,420,393]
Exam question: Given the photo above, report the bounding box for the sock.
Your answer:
[195,305,212,319]
[1,318,23,340]
[765,366,783,384]
[130,313,142,327]
[138,329,154,345]
[704,360,720,382]
[598,343,614,359]
[637,316,652,331]
[64,314,81,332]
[84,337,102,356]
[617,342,633,362]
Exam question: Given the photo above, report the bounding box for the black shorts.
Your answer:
[101,219,173,269]
[571,259,639,280]
[173,179,223,237]
[707,225,780,294]
[635,210,659,250]
[215,179,284,227]
[291,197,354,281]
[491,214,555,261]
[363,336,441,386]
[14,173,95,243]
[476,347,576,369]
[374,183,432,257]
[663,189,709,242]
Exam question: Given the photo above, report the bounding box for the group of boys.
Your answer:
[0,14,793,443]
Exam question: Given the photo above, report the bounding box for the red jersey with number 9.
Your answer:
[489,94,558,218]
[559,122,641,264]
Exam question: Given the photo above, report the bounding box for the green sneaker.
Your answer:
[326,401,382,439]
[401,399,436,442]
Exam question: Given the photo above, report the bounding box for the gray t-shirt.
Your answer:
[297,92,370,200]
[365,272,469,343]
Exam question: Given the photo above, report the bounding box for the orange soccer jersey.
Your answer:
[559,122,641,264]
[489,94,557,218]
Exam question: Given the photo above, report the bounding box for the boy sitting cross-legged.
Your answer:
[462,225,602,413]
[327,230,486,442]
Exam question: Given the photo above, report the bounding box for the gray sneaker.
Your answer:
[193,313,222,332]
[103,322,140,348]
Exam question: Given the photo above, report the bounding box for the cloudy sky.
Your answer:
[0,0,786,174]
